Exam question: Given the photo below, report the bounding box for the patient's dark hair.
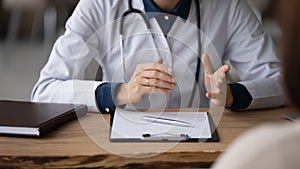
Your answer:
[280,0,300,109]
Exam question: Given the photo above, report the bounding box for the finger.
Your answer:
[206,91,226,100]
[206,92,226,107]
[147,78,176,90]
[154,58,163,64]
[215,65,230,76]
[132,60,169,78]
[214,64,231,81]
[214,68,226,81]
[142,86,172,94]
[223,64,231,73]
[130,79,172,99]
[139,77,176,90]
[202,54,214,74]
[141,70,176,84]
[150,86,172,94]
[138,62,172,75]
[206,92,212,98]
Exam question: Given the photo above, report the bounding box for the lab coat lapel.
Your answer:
[167,17,203,108]
[148,18,173,68]
[167,0,209,107]
[119,2,172,109]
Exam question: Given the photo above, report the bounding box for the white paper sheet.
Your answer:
[110,107,212,140]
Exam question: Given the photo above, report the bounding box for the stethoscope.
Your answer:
[120,0,202,107]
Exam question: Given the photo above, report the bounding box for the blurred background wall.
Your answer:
[0,0,280,101]
[0,0,79,101]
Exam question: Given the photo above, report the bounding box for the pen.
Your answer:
[140,115,192,127]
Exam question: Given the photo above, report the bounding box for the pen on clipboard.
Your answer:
[140,115,192,127]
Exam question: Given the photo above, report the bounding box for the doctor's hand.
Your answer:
[115,58,176,106]
[202,54,233,107]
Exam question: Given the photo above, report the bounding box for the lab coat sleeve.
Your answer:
[31,0,104,112]
[224,0,285,109]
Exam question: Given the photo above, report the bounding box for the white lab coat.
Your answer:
[31,0,285,112]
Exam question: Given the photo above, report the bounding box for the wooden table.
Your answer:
[0,106,297,169]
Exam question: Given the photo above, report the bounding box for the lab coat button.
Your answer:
[164,15,169,20]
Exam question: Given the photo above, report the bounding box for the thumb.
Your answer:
[154,58,163,64]
[223,64,231,73]
[202,54,214,74]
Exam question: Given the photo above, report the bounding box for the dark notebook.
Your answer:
[0,100,87,137]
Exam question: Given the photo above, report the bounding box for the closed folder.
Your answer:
[0,100,87,137]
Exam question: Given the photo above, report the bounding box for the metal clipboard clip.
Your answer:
[142,133,189,141]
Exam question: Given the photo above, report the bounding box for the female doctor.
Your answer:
[32,0,285,113]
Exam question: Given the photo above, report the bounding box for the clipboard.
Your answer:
[110,108,219,142]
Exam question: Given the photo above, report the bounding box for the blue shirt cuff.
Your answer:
[95,83,121,114]
[228,83,253,111]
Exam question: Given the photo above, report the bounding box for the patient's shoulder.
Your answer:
[212,123,300,169]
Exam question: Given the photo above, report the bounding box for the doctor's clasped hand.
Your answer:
[115,58,177,106]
